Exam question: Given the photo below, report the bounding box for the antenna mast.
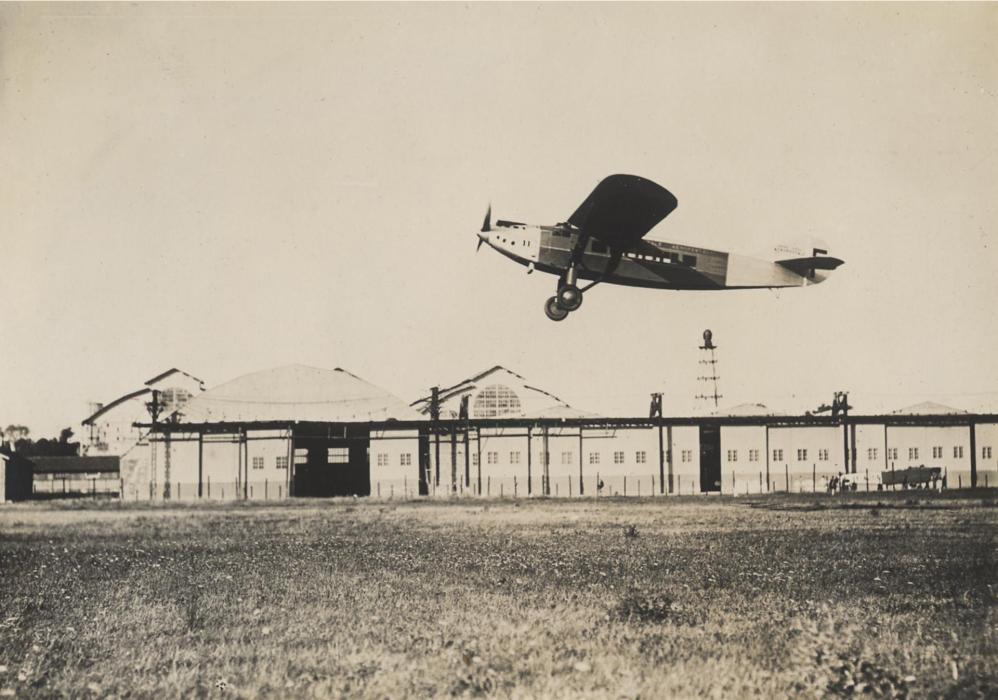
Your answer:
[695,329,722,409]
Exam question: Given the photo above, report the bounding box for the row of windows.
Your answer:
[622,249,697,267]
[272,444,995,471]
[251,456,288,470]
[472,450,651,466]
[725,449,762,462]
[550,230,699,268]
[728,445,987,463]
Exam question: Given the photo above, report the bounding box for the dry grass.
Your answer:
[0,493,995,698]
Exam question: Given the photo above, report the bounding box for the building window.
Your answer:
[773,449,783,462]
[487,452,498,465]
[561,451,573,465]
[252,456,264,470]
[908,447,918,460]
[953,446,963,459]
[867,448,879,461]
[682,449,692,463]
[400,453,412,466]
[888,447,898,460]
[472,385,522,418]
[328,447,349,464]
[931,446,942,459]
[614,451,625,464]
[294,448,308,465]
[818,449,829,461]
[510,451,520,464]
[748,449,759,462]
[984,446,993,459]
[589,452,600,465]
[636,451,646,464]
[159,387,193,412]
[727,450,738,462]
[276,456,288,469]
[376,453,388,467]
[472,453,479,466]
[797,449,808,461]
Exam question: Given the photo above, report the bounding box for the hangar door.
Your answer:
[292,426,370,497]
[699,425,721,493]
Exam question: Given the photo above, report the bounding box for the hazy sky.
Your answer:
[2,3,996,437]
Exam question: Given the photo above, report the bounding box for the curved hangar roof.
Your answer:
[178,364,422,423]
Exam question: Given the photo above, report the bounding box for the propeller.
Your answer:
[477,204,491,251]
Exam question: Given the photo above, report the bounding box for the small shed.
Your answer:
[29,455,120,498]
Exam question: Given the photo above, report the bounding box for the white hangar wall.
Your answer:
[975,424,998,488]
[369,429,421,498]
[130,418,998,502]
[420,424,703,497]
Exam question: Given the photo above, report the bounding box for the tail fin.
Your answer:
[776,248,844,280]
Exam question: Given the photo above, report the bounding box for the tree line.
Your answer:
[2,425,79,457]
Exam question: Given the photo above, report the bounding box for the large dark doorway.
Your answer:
[292,425,370,497]
[699,425,721,492]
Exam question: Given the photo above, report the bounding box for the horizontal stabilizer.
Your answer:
[776,255,845,278]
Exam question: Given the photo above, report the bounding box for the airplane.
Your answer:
[476,174,844,321]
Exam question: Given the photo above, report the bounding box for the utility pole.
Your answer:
[695,330,722,409]
[145,390,165,499]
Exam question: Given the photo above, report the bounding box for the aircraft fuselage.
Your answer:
[478,222,830,289]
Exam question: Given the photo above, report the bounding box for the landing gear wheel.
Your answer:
[557,284,583,311]
[544,296,569,321]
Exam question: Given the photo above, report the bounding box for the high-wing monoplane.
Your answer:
[477,174,844,320]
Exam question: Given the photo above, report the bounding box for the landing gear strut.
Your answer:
[543,265,595,321]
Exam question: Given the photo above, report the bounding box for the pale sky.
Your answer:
[2,3,996,437]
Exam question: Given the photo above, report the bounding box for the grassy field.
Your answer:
[0,494,995,698]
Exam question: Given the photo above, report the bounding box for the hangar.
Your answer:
[130,365,423,501]
[129,364,998,501]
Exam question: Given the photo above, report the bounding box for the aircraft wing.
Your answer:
[776,255,845,277]
[567,174,678,245]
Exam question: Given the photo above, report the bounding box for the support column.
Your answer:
[527,426,533,495]
[163,431,172,500]
[450,427,457,493]
[542,425,550,495]
[666,425,674,494]
[434,429,441,488]
[850,424,857,473]
[842,419,850,474]
[657,419,665,494]
[578,428,585,496]
[197,433,204,498]
[476,429,483,495]
[287,427,295,498]
[463,425,470,489]
[970,423,978,488]
[764,425,770,490]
